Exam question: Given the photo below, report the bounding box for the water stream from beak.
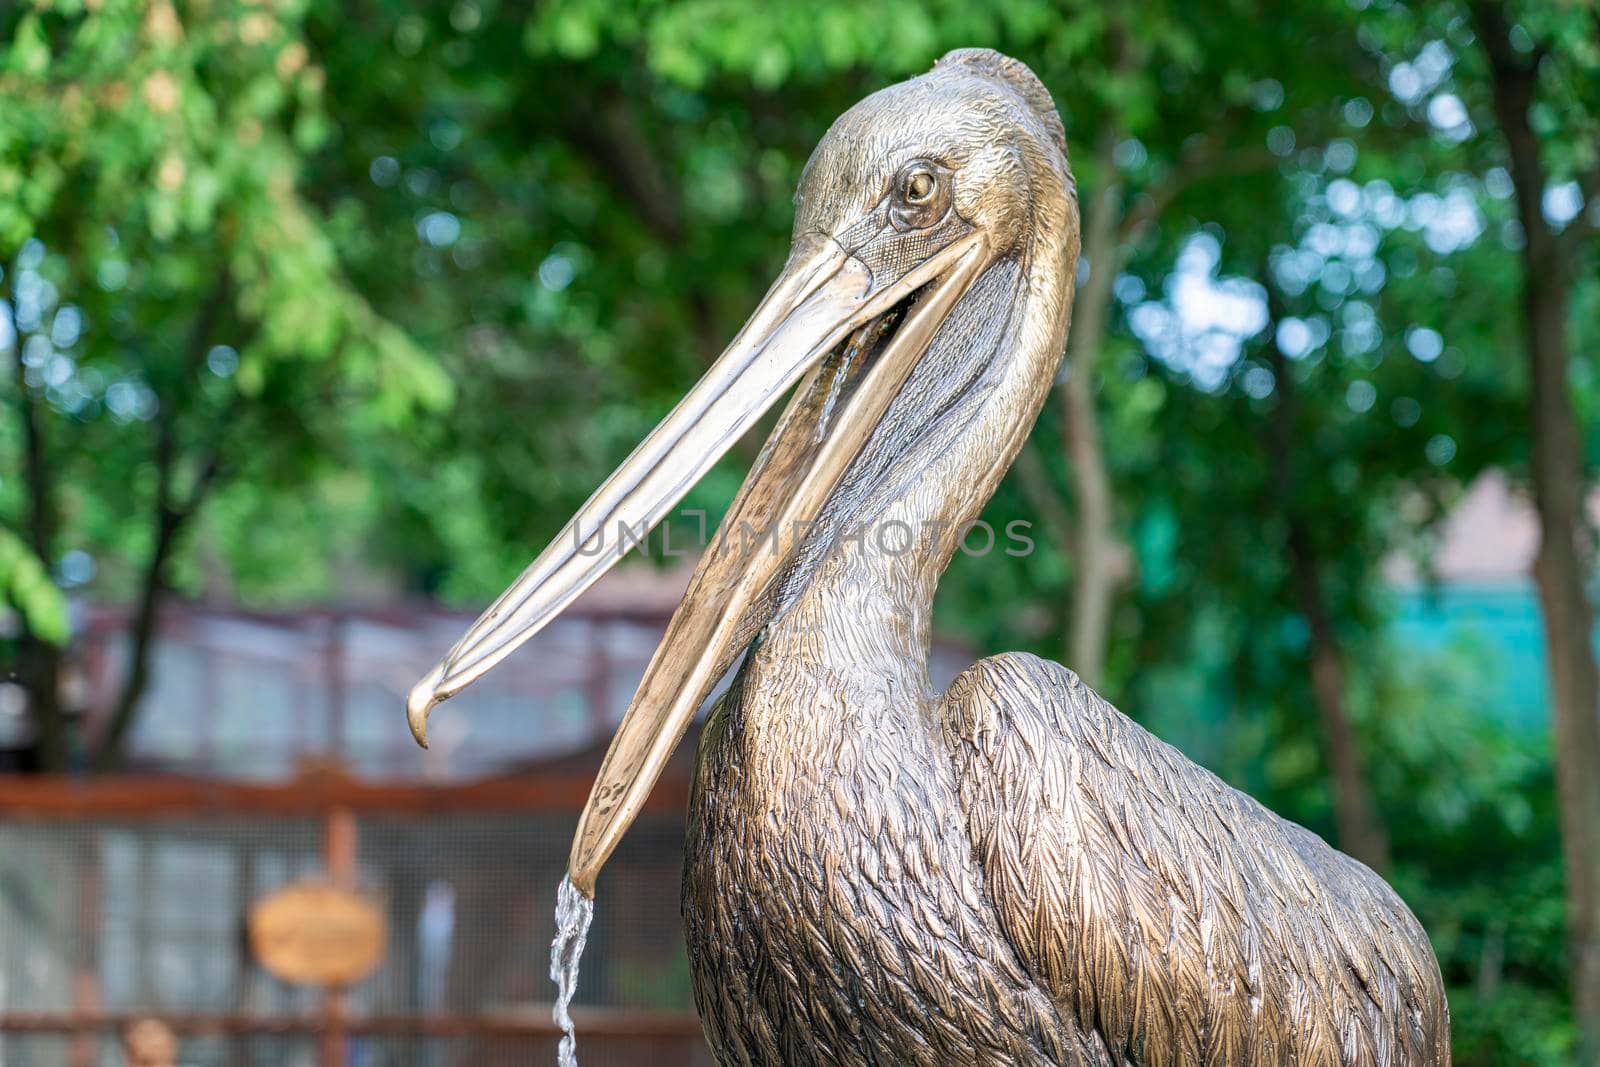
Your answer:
[549,875,593,1067]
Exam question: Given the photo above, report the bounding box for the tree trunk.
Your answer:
[91,509,183,771]
[15,640,65,771]
[1524,268,1600,1059]
[1264,317,1390,874]
[1286,523,1391,873]
[1474,2,1600,1055]
[91,447,229,774]
[9,263,68,771]
[92,280,233,771]
[1057,131,1130,690]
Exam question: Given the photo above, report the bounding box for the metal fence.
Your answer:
[0,774,709,1067]
[60,597,971,783]
[73,604,680,782]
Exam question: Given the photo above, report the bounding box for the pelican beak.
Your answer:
[407,227,990,896]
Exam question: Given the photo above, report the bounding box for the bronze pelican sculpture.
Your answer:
[407,49,1450,1065]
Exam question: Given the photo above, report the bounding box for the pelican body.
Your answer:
[409,50,1449,1065]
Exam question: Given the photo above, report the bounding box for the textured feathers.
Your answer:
[942,652,1450,1066]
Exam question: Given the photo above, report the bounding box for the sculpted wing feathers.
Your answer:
[940,652,1450,1067]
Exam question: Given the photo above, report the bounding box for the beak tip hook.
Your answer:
[406,665,447,749]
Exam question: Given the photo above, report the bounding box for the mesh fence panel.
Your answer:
[353,812,691,1017]
[0,1036,106,1067]
[0,804,706,1066]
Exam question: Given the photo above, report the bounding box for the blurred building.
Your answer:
[1385,469,1600,731]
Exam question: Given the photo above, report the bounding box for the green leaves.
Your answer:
[0,0,451,609]
[7,13,50,78]
[0,530,67,645]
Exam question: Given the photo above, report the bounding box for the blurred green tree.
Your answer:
[1334,0,1600,1052]
[0,0,450,769]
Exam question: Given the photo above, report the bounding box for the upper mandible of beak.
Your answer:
[404,237,868,749]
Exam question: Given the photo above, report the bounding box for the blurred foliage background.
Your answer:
[2,0,1599,1062]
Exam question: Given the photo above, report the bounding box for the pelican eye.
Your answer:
[889,161,950,231]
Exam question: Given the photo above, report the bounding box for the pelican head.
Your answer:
[408,48,1077,894]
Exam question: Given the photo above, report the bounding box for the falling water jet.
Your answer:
[549,875,593,1067]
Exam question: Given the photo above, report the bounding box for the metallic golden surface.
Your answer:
[411,47,1450,1065]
